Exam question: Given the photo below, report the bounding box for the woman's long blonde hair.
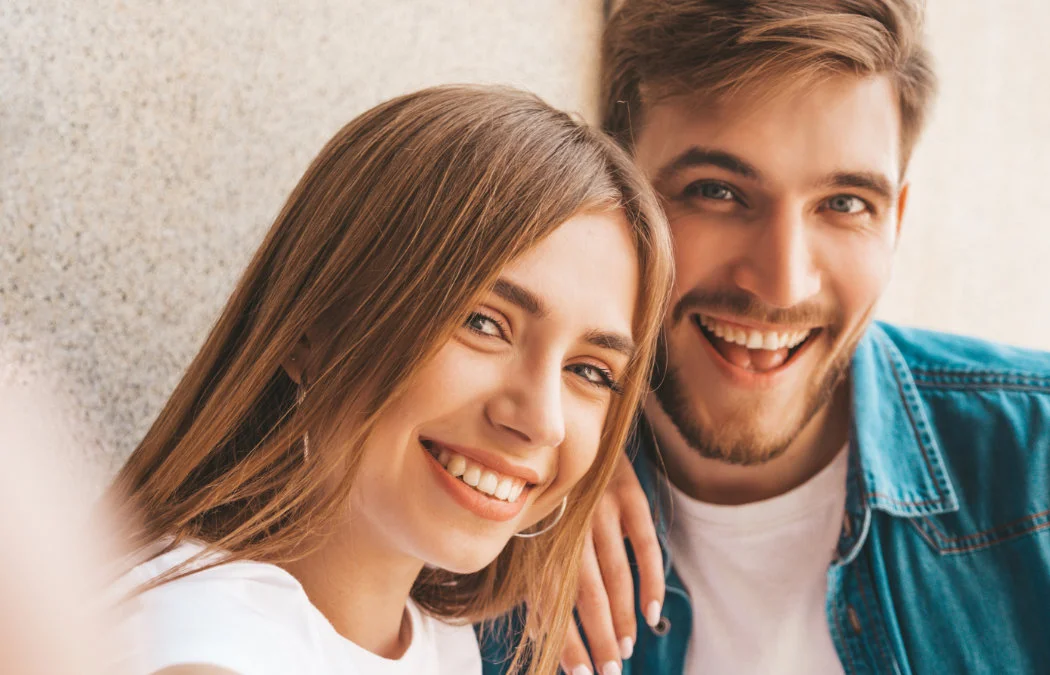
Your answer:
[111,85,673,674]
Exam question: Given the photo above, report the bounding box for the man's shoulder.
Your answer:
[872,321,1050,383]
[867,323,1050,544]
[867,322,1050,458]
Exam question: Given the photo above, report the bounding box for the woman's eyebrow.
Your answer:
[493,278,634,357]
[493,278,548,318]
[584,329,636,359]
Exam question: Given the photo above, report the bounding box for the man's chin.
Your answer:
[664,404,804,467]
[683,425,799,467]
[653,361,838,467]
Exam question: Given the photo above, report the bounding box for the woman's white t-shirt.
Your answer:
[119,542,482,675]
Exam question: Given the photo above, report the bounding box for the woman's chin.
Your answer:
[424,537,510,576]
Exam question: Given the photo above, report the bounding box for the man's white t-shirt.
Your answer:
[667,445,849,675]
[119,542,482,675]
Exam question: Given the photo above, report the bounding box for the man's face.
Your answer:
[635,75,905,465]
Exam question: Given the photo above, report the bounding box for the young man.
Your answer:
[480,1,1050,674]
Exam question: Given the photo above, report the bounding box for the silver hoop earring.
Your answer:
[297,374,310,461]
[513,496,567,539]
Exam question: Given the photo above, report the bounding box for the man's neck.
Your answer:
[645,384,852,506]
[282,517,425,659]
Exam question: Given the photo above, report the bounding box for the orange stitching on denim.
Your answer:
[921,507,1050,544]
[911,367,1050,385]
[856,554,896,672]
[909,519,941,550]
[930,518,1050,554]
[832,596,859,675]
[915,382,1050,394]
[868,492,945,508]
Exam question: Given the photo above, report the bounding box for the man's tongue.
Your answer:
[712,337,790,372]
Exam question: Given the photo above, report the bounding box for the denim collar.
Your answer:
[632,322,961,576]
[850,322,959,518]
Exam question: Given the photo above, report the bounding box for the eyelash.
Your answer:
[680,180,745,206]
[463,312,624,394]
[568,363,624,394]
[465,311,508,340]
[823,194,874,216]
[681,182,877,219]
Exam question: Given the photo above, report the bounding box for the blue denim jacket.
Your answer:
[480,322,1050,674]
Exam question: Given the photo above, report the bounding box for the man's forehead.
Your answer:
[634,74,903,188]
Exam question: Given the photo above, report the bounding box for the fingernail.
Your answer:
[645,600,662,629]
[570,666,592,675]
[601,662,622,675]
[619,636,634,660]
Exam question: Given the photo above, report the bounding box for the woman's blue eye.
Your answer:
[827,194,866,214]
[568,363,623,394]
[465,312,504,338]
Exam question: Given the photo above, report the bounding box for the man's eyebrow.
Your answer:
[820,171,897,201]
[492,279,548,318]
[655,146,762,185]
[584,329,636,359]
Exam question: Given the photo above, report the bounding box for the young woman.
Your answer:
[111,85,672,675]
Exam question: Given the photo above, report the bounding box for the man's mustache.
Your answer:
[670,288,841,328]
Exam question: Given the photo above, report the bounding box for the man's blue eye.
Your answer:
[682,181,735,202]
[827,195,865,214]
[700,183,733,200]
[684,181,734,201]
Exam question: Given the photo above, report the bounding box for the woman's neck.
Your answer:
[283,525,425,659]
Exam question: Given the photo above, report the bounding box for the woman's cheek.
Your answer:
[559,410,606,486]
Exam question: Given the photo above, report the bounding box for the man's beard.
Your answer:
[651,328,855,468]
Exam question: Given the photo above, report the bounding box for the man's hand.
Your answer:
[559,453,665,675]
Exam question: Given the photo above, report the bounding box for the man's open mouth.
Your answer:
[692,313,821,373]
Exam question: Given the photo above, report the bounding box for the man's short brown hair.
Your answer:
[601,0,937,171]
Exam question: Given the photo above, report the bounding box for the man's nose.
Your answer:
[730,205,822,309]
[484,361,566,450]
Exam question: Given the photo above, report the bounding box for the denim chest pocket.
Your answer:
[910,507,1050,555]
[910,377,1050,555]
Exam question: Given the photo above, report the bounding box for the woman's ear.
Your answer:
[281,334,313,385]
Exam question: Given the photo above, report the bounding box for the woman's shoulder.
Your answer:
[120,542,319,675]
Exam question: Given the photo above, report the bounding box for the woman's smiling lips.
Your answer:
[419,437,541,522]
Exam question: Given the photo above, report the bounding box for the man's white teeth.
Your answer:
[433,447,527,503]
[698,314,811,350]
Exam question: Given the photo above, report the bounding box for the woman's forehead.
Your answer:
[496,209,639,339]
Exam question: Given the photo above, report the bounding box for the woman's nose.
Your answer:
[484,362,566,449]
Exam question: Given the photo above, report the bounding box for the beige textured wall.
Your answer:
[2,0,1048,492]
[1,0,603,491]
[880,0,1050,347]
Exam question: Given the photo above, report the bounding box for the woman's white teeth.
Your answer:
[447,455,467,477]
[477,471,498,494]
[433,446,527,503]
[698,314,811,350]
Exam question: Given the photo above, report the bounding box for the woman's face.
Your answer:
[348,209,640,573]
